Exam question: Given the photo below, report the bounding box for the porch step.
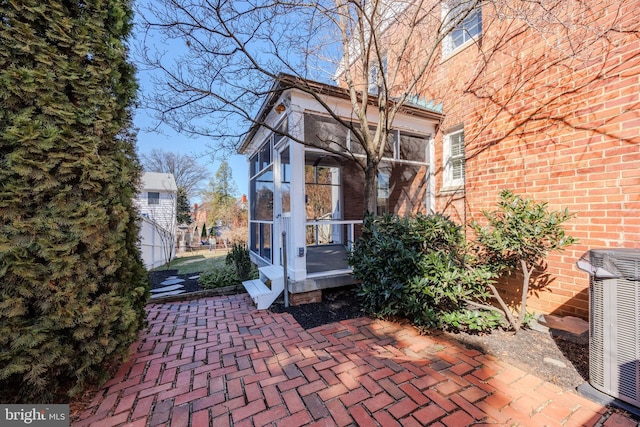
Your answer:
[243,265,286,310]
[259,265,284,281]
[243,279,272,309]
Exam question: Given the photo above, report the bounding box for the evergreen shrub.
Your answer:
[348,214,501,332]
[199,265,240,289]
[225,242,255,282]
[199,243,257,289]
[0,0,149,402]
[472,189,577,331]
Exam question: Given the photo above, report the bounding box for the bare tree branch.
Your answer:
[136,0,640,213]
[140,149,210,197]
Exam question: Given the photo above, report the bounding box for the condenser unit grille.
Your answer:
[589,278,604,388]
[616,278,639,402]
[580,249,640,408]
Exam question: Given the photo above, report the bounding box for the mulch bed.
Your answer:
[441,327,589,391]
[149,271,589,391]
[269,286,365,330]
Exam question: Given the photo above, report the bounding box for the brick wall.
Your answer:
[342,160,366,221]
[335,0,640,318]
[429,1,640,318]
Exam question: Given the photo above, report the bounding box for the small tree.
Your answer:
[146,216,176,269]
[201,223,207,239]
[176,187,193,225]
[472,190,577,331]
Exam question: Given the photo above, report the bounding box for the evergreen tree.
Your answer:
[0,0,149,402]
[202,161,239,227]
[176,186,192,225]
[212,160,238,202]
[201,222,208,239]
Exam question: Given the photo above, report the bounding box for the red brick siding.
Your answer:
[431,1,640,318]
[337,0,640,318]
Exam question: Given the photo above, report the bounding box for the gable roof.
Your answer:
[141,172,178,193]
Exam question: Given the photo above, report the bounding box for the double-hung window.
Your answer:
[443,127,465,189]
[442,1,482,57]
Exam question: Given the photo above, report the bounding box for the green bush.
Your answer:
[0,0,149,402]
[472,189,576,331]
[199,265,240,289]
[225,242,255,281]
[349,213,501,332]
[199,243,257,289]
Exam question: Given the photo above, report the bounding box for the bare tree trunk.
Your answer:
[517,259,534,331]
[363,160,378,214]
[488,283,519,331]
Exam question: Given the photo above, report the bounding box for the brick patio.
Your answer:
[73,294,636,426]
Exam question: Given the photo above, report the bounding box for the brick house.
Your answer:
[240,0,640,316]
[418,0,640,319]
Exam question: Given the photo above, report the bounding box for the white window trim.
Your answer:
[441,1,482,59]
[443,127,465,190]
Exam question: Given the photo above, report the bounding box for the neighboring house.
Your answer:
[191,202,211,241]
[184,196,248,250]
[134,172,178,269]
[239,1,640,317]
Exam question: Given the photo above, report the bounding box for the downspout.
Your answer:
[282,229,289,308]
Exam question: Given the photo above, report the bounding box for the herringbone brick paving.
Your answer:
[74,294,636,426]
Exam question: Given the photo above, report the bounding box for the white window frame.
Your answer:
[443,127,465,190]
[442,1,482,58]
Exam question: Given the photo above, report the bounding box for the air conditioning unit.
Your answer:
[578,249,640,408]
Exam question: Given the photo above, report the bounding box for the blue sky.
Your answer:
[131,4,249,204]
[133,103,249,202]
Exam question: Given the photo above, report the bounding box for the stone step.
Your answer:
[150,284,184,293]
[160,278,186,286]
[150,289,186,298]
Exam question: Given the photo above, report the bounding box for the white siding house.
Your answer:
[134,172,178,269]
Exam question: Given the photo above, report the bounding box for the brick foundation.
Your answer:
[290,290,322,306]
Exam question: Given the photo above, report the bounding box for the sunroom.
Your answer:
[238,74,442,308]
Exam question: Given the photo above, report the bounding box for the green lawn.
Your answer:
[152,250,229,275]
